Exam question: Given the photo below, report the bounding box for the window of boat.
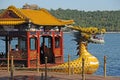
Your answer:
[55,37,60,48]
[11,37,18,51]
[19,37,27,51]
[30,37,36,50]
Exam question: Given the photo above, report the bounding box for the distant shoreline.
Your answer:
[106,32,120,33]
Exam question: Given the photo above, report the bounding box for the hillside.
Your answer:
[49,8,120,32]
[0,8,120,32]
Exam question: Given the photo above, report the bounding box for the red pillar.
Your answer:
[27,32,30,67]
[37,31,40,65]
[60,31,64,62]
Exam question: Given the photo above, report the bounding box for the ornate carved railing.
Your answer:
[9,51,27,59]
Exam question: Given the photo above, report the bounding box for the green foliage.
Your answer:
[0,9,5,14]
[49,9,120,32]
[0,8,120,32]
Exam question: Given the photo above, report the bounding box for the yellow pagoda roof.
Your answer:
[0,18,25,25]
[0,6,74,26]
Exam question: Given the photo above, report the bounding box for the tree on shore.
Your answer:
[0,4,120,32]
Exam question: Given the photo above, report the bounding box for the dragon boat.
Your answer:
[0,6,106,74]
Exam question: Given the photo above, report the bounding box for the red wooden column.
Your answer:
[37,31,40,65]
[27,31,30,67]
[52,31,55,57]
[60,31,64,62]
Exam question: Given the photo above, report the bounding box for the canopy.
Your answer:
[0,6,74,26]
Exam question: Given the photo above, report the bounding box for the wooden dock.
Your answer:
[0,71,119,80]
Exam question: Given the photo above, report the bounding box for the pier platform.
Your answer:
[0,71,120,80]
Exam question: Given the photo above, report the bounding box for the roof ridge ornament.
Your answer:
[7,5,27,19]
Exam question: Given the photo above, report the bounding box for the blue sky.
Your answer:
[0,0,120,11]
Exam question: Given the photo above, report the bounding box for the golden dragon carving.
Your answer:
[48,26,106,74]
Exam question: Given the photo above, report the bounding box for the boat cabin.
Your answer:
[0,6,74,68]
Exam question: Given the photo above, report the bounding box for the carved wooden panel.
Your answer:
[30,51,37,60]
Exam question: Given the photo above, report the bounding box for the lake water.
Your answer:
[64,33,120,76]
[0,33,120,76]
